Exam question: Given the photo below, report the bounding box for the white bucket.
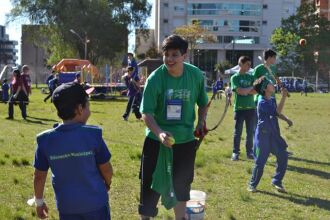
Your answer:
[186,190,207,220]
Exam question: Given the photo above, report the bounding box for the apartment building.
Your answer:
[153,0,301,71]
[0,25,18,71]
[21,25,49,84]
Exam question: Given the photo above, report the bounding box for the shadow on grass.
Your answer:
[268,162,330,180]
[258,190,330,212]
[286,164,330,180]
[289,156,330,166]
[22,118,45,124]
[27,116,58,122]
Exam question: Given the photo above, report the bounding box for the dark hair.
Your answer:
[3,79,7,83]
[56,97,88,120]
[127,52,134,57]
[13,69,21,77]
[162,34,188,55]
[263,49,277,61]
[127,66,134,71]
[238,56,251,65]
[253,76,268,96]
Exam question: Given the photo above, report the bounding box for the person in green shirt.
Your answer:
[138,35,208,219]
[253,49,279,102]
[230,56,256,161]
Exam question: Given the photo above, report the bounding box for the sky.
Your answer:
[0,0,155,64]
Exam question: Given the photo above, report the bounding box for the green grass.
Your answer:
[0,88,329,219]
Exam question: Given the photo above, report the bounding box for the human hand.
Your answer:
[158,132,174,147]
[280,87,289,97]
[286,119,293,127]
[36,203,48,219]
[105,181,111,191]
[13,93,18,99]
[194,121,208,138]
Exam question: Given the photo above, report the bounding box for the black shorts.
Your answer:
[138,137,197,217]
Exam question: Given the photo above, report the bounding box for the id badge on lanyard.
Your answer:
[166,99,183,120]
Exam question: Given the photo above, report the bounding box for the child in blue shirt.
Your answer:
[33,82,113,220]
[1,79,10,102]
[248,76,292,193]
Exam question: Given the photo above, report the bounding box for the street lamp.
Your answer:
[70,29,90,60]
[314,51,319,93]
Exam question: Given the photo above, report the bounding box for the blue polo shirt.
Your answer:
[255,97,287,149]
[34,123,111,214]
[128,59,139,79]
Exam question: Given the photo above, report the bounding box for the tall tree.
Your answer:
[271,2,330,79]
[173,23,215,63]
[9,0,151,65]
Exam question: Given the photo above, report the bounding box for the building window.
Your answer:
[262,20,267,25]
[163,19,168,23]
[224,36,233,43]
[164,3,169,7]
[263,4,268,9]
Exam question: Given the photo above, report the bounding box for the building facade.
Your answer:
[21,25,49,84]
[153,0,301,71]
[0,25,18,71]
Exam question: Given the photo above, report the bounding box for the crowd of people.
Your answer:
[0,65,32,120]
[0,36,296,220]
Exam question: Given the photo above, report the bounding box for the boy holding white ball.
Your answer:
[138,35,208,219]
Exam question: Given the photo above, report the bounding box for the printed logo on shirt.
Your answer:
[239,80,251,88]
[166,89,191,101]
[50,151,94,161]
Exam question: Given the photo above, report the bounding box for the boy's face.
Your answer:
[265,83,275,94]
[163,49,187,72]
[240,61,251,73]
[267,56,276,65]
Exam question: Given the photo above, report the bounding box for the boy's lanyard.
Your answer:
[165,69,185,121]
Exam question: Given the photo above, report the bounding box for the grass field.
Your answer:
[0,88,329,220]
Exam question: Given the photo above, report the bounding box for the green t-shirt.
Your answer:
[253,64,277,101]
[230,72,255,112]
[140,63,208,144]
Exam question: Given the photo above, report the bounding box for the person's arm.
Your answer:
[236,87,255,96]
[276,88,288,114]
[277,113,293,127]
[195,105,208,136]
[142,113,173,148]
[98,162,113,191]
[34,169,49,219]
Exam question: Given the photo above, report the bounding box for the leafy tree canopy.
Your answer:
[9,0,151,65]
[174,23,216,62]
[271,2,330,79]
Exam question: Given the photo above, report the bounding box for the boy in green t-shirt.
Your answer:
[138,35,208,219]
[253,49,278,102]
[230,56,256,161]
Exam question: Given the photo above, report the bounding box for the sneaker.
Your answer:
[231,153,239,161]
[5,116,13,120]
[272,183,286,193]
[247,185,257,192]
[247,153,254,160]
[122,116,128,121]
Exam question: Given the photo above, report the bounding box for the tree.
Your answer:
[173,23,215,63]
[145,42,162,59]
[271,2,330,80]
[9,0,151,65]
[213,60,232,81]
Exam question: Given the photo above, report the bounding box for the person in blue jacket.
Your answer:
[1,79,10,102]
[33,82,113,220]
[248,76,293,193]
